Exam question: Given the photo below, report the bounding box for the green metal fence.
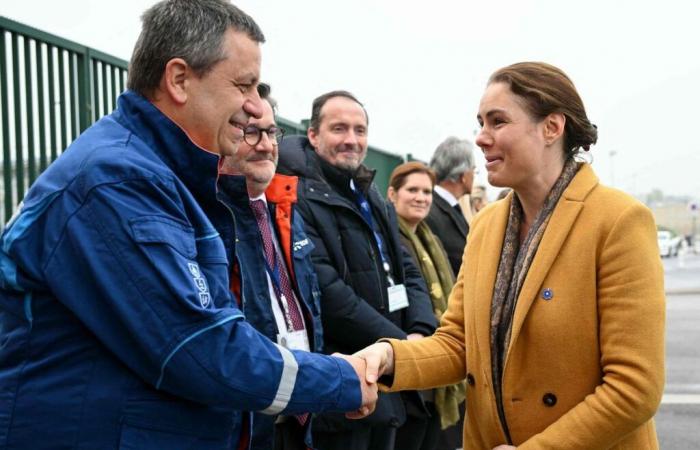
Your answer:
[0,16,128,222]
[1,16,404,223]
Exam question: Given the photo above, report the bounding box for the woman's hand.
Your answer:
[353,342,395,383]
[492,445,516,450]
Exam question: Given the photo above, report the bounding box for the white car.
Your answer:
[657,231,681,257]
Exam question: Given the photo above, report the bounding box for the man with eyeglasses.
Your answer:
[219,83,322,450]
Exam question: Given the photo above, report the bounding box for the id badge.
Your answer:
[277,330,310,351]
[387,284,409,312]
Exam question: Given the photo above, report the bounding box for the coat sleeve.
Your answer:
[519,202,665,449]
[294,194,408,350]
[31,179,362,415]
[380,257,469,390]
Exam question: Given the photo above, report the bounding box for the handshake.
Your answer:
[333,342,396,420]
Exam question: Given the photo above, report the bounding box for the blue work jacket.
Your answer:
[0,91,360,449]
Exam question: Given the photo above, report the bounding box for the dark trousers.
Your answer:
[435,402,465,450]
[312,425,397,450]
[274,420,308,450]
[395,402,441,450]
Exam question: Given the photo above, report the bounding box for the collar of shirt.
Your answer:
[434,185,458,206]
[249,193,268,204]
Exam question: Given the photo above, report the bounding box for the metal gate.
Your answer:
[0,16,128,222]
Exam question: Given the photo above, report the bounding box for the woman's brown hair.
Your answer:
[388,162,436,194]
[489,62,598,159]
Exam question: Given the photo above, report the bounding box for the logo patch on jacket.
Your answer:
[188,262,211,308]
[292,238,309,252]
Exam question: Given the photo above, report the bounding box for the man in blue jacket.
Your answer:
[0,2,375,449]
[219,84,324,449]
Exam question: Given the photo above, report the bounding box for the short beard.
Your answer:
[333,159,362,172]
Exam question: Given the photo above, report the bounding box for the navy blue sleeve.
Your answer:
[36,178,361,414]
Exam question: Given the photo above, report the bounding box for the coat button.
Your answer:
[309,187,315,192]
[542,393,557,407]
[389,417,400,427]
[541,288,554,301]
[467,373,475,386]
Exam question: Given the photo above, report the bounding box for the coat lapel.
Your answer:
[507,164,599,358]
[473,198,510,373]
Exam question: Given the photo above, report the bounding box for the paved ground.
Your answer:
[656,252,700,449]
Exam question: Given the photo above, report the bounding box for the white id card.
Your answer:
[277,330,310,351]
[387,284,409,312]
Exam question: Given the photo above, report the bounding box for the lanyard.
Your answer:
[350,182,395,286]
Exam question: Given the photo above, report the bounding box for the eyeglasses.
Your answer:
[243,125,285,146]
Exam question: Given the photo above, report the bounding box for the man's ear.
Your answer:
[160,58,190,105]
[307,127,319,149]
[543,112,566,146]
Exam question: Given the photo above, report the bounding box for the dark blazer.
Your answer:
[425,192,469,275]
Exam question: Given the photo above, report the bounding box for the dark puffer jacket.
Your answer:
[278,136,437,432]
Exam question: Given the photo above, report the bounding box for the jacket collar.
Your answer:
[217,172,298,206]
[319,156,376,198]
[473,163,598,371]
[113,90,220,203]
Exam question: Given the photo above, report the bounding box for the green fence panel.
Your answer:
[1,31,12,220]
[0,16,129,222]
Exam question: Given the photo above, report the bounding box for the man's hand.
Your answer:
[406,333,424,341]
[353,342,395,384]
[332,354,378,419]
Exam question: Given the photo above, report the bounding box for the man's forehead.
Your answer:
[320,97,367,125]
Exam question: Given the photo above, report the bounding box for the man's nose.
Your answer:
[243,89,264,120]
[255,131,275,152]
[342,130,360,146]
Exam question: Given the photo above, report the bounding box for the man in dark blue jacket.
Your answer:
[0,2,375,449]
[278,91,438,450]
[219,85,324,450]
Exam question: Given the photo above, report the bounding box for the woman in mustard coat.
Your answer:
[354,62,665,449]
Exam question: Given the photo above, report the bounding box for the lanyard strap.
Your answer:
[350,183,394,285]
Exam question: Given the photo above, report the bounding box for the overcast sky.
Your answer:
[3,0,699,199]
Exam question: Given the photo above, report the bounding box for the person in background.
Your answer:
[0,2,376,449]
[470,184,488,213]
[426,137,476,276]
[354,61,665,450]
[387,162,466,450]
[278,90,437,450]
[219,83,324,450]
[496,188,511,200]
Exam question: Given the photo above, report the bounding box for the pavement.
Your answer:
[664,249,700,295]
[657,251,700,449]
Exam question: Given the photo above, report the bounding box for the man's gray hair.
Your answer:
[127,0,265,97]
[429,136,475,183]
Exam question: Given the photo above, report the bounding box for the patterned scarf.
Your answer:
[398,217,466,429]
[490,159,580,440]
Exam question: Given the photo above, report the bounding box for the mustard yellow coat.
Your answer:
[385,164,665,449]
